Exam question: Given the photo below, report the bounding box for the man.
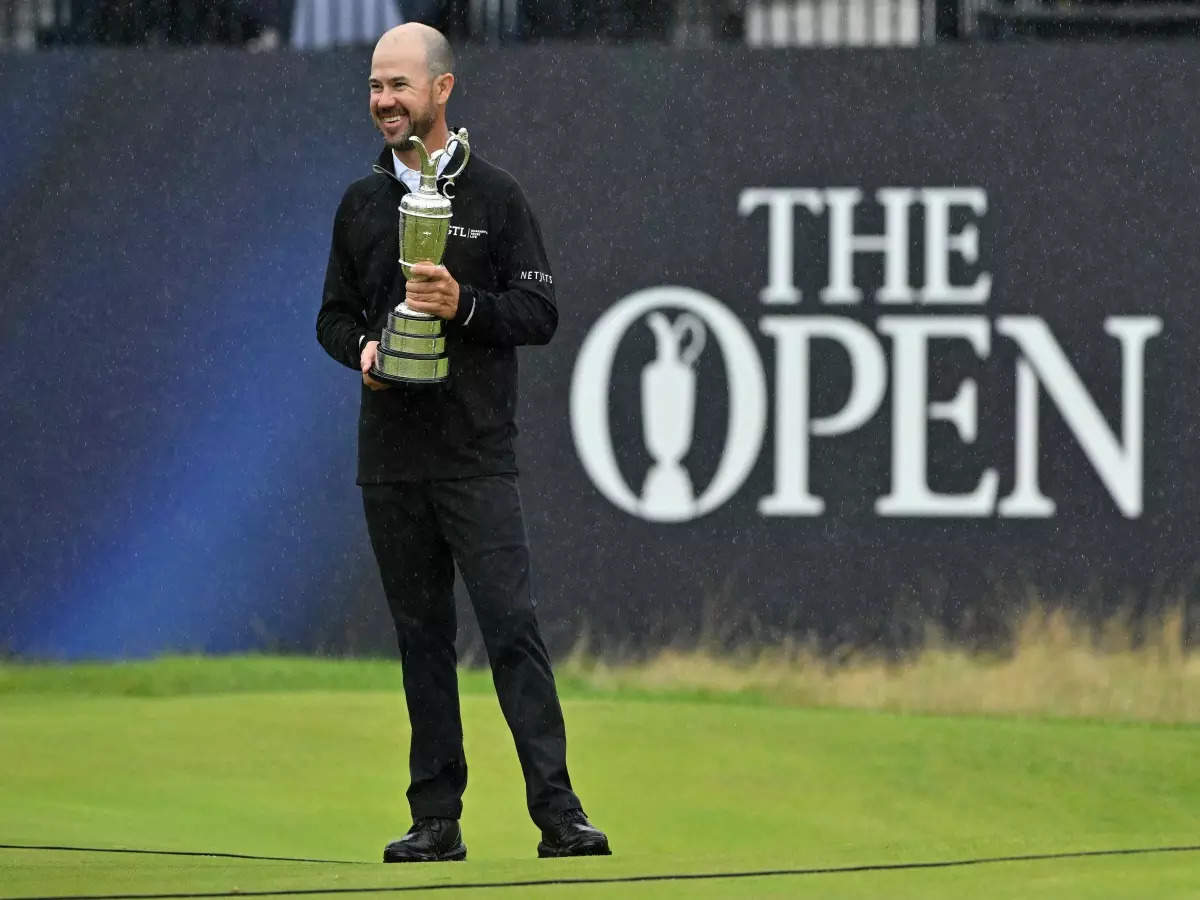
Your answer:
[315,23,610,863]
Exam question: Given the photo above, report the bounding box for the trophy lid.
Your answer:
[407,130,470,195]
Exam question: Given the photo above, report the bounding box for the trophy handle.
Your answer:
[438,128,471,186]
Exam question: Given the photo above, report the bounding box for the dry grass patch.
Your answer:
[561,606,1200,723]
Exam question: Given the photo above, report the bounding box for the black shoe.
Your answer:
[537,809,612,858]
[383,817,467,862]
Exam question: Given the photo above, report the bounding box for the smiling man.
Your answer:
[315,24,611,863]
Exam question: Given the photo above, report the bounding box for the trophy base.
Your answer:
[370,371,449,385]
[380,329,446,357]
[370,350,449,384]
[369,306,449,385]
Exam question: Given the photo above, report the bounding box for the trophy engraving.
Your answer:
[371,128,470,384]
[639,311,706,520]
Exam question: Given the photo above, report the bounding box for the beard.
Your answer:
[381,100,438,152]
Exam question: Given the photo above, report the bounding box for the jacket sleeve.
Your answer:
[316,190,373,371]
[451,180,558,347]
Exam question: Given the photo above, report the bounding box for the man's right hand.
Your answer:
[360,340,390,391]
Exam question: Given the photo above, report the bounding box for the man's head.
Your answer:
[369,24,455,152]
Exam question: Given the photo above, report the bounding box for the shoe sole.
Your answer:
[537,840,612,858]
[383,846,467,863]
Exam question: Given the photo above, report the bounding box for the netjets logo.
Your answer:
[570,287,767,523]
[570,186,1162,524]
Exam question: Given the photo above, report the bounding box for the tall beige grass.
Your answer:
[560,606,1200,724]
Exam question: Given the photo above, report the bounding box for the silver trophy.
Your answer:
[639,311,706,520]
[370,128,470,384]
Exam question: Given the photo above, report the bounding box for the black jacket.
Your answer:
[316,143,557,483]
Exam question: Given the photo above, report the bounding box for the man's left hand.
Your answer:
[405,263,459,319]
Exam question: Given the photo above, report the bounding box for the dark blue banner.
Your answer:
[2,46,1198,659]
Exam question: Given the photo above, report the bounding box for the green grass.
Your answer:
[1,657,1198,898]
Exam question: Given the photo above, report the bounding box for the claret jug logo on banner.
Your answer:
[570,188,1163,523]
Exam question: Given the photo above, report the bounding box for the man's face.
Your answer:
[369,42,437,150]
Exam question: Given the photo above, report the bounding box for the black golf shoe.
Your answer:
[536,809,612,858]
[383,817,467,862]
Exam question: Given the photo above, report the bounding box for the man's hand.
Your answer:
[360,340,390,391]
[405,263,460,319]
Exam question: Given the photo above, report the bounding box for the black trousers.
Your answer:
[362,475,581,829]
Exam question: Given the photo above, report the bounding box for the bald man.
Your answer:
[316,25,611,863]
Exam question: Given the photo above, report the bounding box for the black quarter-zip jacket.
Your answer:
[316,143,557,484]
